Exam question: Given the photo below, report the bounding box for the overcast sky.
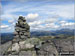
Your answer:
[0,0,75,33]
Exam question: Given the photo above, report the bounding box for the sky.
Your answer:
[0,0,75,33]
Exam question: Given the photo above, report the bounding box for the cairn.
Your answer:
[13,16,30,43]
[3,16,31,55]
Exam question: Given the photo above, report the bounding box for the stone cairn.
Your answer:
[12,16,30,44]
[4,16,31,55]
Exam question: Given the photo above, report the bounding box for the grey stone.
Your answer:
[4,16,30,55]
[14,16,30,41]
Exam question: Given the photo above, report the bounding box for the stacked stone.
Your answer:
[13,16,30,43]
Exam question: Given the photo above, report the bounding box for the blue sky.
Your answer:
[0,0,75,33]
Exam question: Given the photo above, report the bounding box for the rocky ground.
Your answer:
[0,37,74,56]
[0,41,12,55]
[0,38,58,56]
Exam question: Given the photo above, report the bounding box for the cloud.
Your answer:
[1,14,18,20]
[31,25,45,30]
[8,19,14,23]
[31,23,60,31]
[28,20,43,27]
[4,7,23,14]
[60,22,75,29]
[1,26,14,33]
[26,13,39,19]
[8,20,16,26]
[25,13,40,23]
[29,21,60,31]
[41,4,74,19]
[28,16,59,26]
[56,4,74,19]
[59,21,67,24]
[7,27,11,30]
[61,22,75,26]
[45,23,59,29]
[0,3,2,15]
[0,3,1,8]
[0,24,9,29]
[2,1,74,20]
[45,17,59,23]
[1,0,74,32]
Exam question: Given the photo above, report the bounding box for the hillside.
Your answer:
[31,29,75,37]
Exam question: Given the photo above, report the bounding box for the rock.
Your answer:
[36,40,59,56]
[13,16,30,43]
[8,43,20,53]
[25,43,34,49]
[19,41,34,49]
[12,43,20,52]
[19,38,42,49]
[4,16,31,55]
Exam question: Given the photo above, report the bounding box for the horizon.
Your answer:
[1,0,75,33]
[1,28,75,33]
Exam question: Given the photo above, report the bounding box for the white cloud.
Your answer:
[1,1,74,32]
[28,20,43,27]
[0,24,14,33]
[1,14,17,20]
[45,23,59,29]
[37,4,74,19]
[59,21,67,24]
[60,22,75,29]
[26,13,39,19]
[1,14,12,19]
[45,17,58,23]
[29,16,59,30]
[30,25,45,31]
[2,2,74,21]
[54,4,74,19]
[28,16,59,28]
[61,22,75,26]
[8,19,14,23]
[30,22,60,31]
[0,24,9,29]
[12,22,15,26]
[0,3,1,8]
[6,27,12,30]
[0,3,2,15]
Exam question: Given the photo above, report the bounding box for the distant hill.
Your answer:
[1,29,75,44]
[53,29,75,36]
[31,29,75,37]
[1,33,14,44]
